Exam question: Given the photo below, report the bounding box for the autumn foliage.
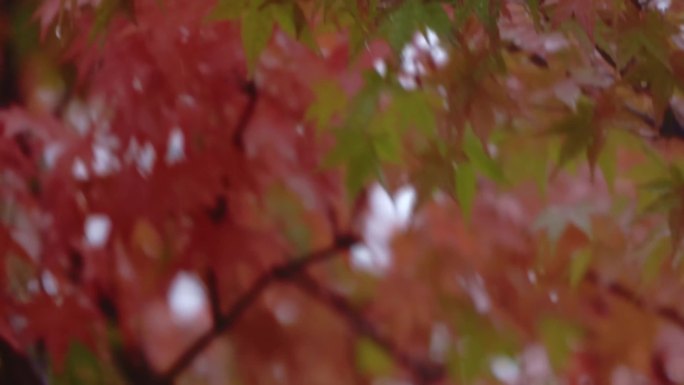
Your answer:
[4,0,684,384]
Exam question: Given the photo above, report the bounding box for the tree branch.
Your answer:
[586,270,684,330]
[159,233,359,382]
[292,273,445,385]
[232,80,257,151]
[203,269,222,327]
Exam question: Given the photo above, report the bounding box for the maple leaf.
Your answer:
[10,1,684,385]
[549,0,601,39]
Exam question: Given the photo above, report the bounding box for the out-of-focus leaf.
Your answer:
[498,133,549,193]
[547,98,595,170]
[449,309,518,383]
[306,80,348,128]
[355,338,393,376]
[52,343,112,385]
[462,125,505,183]
[91,0,132,39]
[539,317,583,370]
[241,1,275,74]
[669,205,684,254]
[455,162,476,222]
[391,90,438,136]
[343,72,383,130]
[208,0,247,20]
[641,234,670,284]
[569,246,592,288]
[626,57,675,117]
[526,0,541,26]
[617,11,673,70]
[371,125,402,163]
[597,133,617,191]
[268,2,319,51]
[534,204,593,253]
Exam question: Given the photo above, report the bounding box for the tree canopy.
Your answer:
[3,0,684,384]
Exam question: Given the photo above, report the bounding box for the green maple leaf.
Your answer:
[306,80,348,129]
[454,162,476,222]
[569,246,592,288]
[241,1,275,74]
[533,204,593,253]
[208,0,248,20]
[552,0,597,38]
[462,125,505,183]
[616,11,673,70]
[539,317,583,370]
[448,309,518,383]
[356,338,393,376]
[544,98,595,171]
[379,0,451,52]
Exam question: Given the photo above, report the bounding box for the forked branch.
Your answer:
[159,233,359,382]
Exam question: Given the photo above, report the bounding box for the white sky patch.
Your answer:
[125,139,156,176]
[137,142,156,175]
[72,158,89,180]
[490,356,521,384]
[398,75,418,90]
[351,184,416,275]
[429,323,451,362]
[168,271,207,324]
[655,0,671,11]
[43,144,63,169]
[397,29,449,90]
[65,100,93,135]
[41,271,59,296]
[165,127,185,165]
[373,59,387,77]
[92,144,120,176]
[402,45,419,75]
[458,274,491,314]
[85,214,111,247]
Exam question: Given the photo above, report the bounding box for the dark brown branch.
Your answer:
[586,271,684,331]
[292,273,445,385]
[232,80,257,151]
[627,0,645,11]
[0,337,46,385]
[204,269,222,327]
[159,233,359,382]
